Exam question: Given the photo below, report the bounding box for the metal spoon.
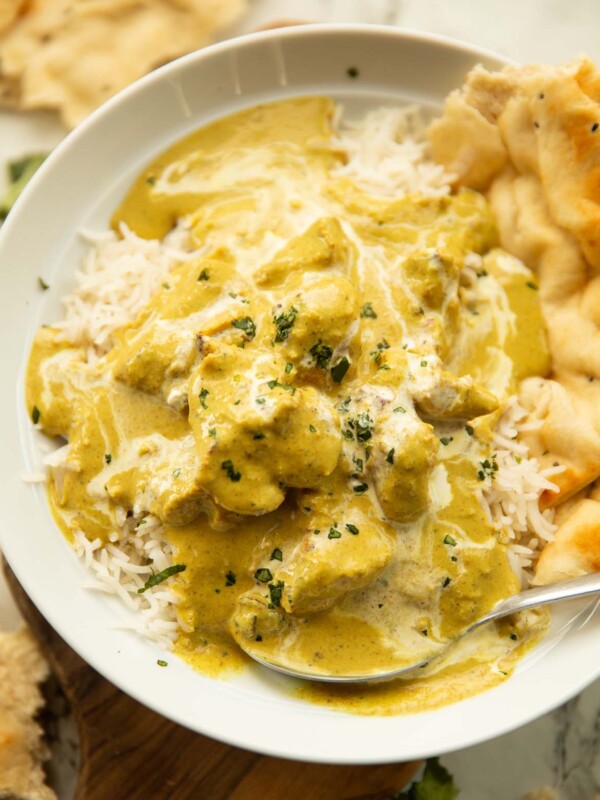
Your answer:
[246,571,600,683]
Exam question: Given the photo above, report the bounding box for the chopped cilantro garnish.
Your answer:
[465,424,474,436]
[199,388,209,409]
[104,453,112,465]
[256,396,266,405]
[360,302,377,319]
[273,306,298,342]
[331,356,350,383]
[328,527,342,539]
[270,548,283,561]
[393,406,406,414]
[232,316,256,340]
[138,564,186,593]
[386,448,395,464]
[255,568,273,583]
[221,460,241,482]
[346,523,360,535]
[197,268,210,281]
[267,379,295,394]
[268,580,284,607]
[443,577,451,588]
[309,340,333,369]
[443,535,457,546]
[440,436,453,446]
[209,427,217,438]
[309,424,317,433]
[31,406,41,424]
[346,413,374,443]
[285,362,293,374]
[225,570,236,586]
[157,659,168,667]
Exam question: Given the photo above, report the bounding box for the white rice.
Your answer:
[36,105,557,647]
[483,396,563,586]
[73,516,179,650]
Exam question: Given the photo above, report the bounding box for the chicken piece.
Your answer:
[188,344,341,515]
[104,433,206,525]
[371,413,439,523]
[270,272,359,381]
[230,593,290,643]
[111,324,198,396]
[254,217,353,287]
[279,520,394,616]
[412,365,499,420]
[109,257,251,403]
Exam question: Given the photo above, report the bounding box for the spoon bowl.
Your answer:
[242,572,600,683]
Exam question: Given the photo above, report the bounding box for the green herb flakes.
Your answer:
[138,564,186,593]
[31,406,41,424]
[268,580,284,608]
[465,424,474,436]
[199,388,209,409]
[310,340,333,369]
[232,316,256,340]
[285,362,293,374]
[309,425,317,433]
[526,281,538,291]
[38,277,49,290]
[270,548,283,561]
[225,570,236,586]
[328,527,342,539]
[360,302,377,319]
[443,535,457,546]
[273,306,298,342]
[197,268,210,281]
[221,460,241,482]
[393,406,406,414]
[440,437,453,446]
[157,659,168,667]
[104,453,112,465]
[346,523,359,535]
[352,482,368,494]
[331,357,350,383]
[255,568,273,583]
[386,448,395,464]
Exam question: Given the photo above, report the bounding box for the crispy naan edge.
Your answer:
[0,627,55,800]
[0,0,246,128]
[429,57,600,583]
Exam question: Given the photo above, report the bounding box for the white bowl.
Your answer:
[2,24,600,764]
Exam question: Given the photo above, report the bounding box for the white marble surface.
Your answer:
[4,1,600,797]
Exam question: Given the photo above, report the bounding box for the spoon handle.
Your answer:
[469,571,600,632]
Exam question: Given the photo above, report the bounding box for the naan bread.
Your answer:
[0,627,55,800]
[0,0,246,128]
[429,57,600,583]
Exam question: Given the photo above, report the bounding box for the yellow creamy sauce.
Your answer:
[26,98,551,713]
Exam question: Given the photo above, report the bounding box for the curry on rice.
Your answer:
[25,60,599,713]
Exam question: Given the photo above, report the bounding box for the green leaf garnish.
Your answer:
[138,564,186,594]
[255,568,273,583]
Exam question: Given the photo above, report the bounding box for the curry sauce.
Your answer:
[26,98,551,713]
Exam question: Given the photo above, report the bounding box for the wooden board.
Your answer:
[3,562,420,800]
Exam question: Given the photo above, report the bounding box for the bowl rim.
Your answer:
[3,22,600,765]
